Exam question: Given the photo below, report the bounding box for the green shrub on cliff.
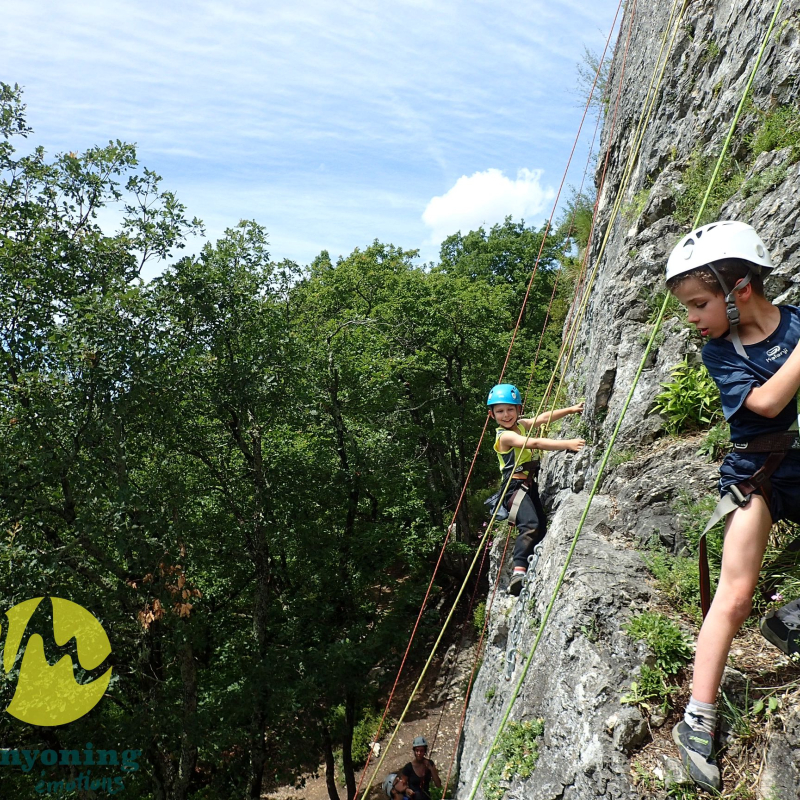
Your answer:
[653,359,724,434]
[749,103,800,161]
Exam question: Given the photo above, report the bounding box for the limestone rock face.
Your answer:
[761,706,800,798]
[455,1,800,797]
[458,497,652,800]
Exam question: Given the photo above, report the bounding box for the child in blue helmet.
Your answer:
[486,383,585,596]
[665,221,800,792]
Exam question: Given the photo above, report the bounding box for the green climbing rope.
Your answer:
[467,1,785,797]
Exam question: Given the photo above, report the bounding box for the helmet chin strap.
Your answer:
[706,263,754,359]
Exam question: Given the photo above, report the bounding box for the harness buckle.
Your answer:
[728,484,750,508]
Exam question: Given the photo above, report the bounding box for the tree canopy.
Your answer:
[0,83,574,800]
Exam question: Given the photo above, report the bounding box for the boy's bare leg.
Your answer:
[691,494,772,704]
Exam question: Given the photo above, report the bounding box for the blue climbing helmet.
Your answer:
[383,774,399,797]
[486,383,521,407]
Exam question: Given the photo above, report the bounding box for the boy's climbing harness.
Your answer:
[504,545,543,681]
[484,470,540,526]
[698,432,800,617]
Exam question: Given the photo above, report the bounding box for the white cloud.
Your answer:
[422,168,555,246]
[3,0,618,266]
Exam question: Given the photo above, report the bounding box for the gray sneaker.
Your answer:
[672,721,720,792]
[507,572,525,597]
[760,598,800,655]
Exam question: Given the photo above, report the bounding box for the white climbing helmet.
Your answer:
[666,221,773,359]
[665,220,773,282]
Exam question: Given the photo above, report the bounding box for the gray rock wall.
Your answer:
[456,1,800,797]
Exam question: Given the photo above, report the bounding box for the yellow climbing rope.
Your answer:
[467,2,786,797]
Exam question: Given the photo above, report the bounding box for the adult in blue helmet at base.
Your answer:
[486,383,585,596]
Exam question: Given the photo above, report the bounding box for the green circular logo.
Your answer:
[3,597,112,726]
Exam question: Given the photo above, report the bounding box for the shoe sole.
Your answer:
[760,612,789,655]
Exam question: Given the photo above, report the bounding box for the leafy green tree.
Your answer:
[0,84,577,800]
[292,243,445,798]
[0,82,205,800]
[556,188,596,255]
[575,45,611,115]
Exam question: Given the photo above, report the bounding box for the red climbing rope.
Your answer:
[522,107,603,412]
[353,3,625,795]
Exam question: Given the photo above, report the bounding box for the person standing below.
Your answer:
[665,221,800,792]
[401,737,441,800]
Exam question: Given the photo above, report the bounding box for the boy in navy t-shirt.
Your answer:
[665,221,800,792]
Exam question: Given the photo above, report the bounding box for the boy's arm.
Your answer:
[527,402,584,428]
[497,430,585,453]
[744,342,800,418]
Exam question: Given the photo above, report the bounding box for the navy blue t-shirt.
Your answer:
[702,305,800,443]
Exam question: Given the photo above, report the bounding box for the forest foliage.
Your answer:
[0,84,575,800]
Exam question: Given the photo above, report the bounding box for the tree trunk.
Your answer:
[322,726,341,800]
[148,742,170,800]
[246,540,272,799]
[342,691,357,800]
[224,406,275,800]
[172,639,199,800]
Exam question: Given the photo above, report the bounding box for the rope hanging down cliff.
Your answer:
[359,0,695,787]
[353,5,628,797]
[396,0,704,792]
[533,0,689,435]
[480,2,693,717]
[467,2,786,797]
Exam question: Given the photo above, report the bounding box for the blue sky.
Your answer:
[3,0,620,278]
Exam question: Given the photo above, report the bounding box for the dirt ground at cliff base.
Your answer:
[264,637,478,800]
[630,617,800,799]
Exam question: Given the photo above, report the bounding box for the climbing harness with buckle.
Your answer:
[504,544,543,681]
[484,475,536,525]
[698,432,800,617]
[507,482,530,526]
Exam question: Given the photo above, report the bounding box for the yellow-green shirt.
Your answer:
[493,423,534,482]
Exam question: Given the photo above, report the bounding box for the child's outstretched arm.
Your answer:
[520,401,584,430]
[744,340,800,418]
[497,428,585,453]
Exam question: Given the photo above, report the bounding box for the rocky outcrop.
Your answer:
[458,497,652,800]
[456,1,800,797]
[761,707,800,798]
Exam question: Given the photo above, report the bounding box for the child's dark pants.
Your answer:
[503,479,547,568]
